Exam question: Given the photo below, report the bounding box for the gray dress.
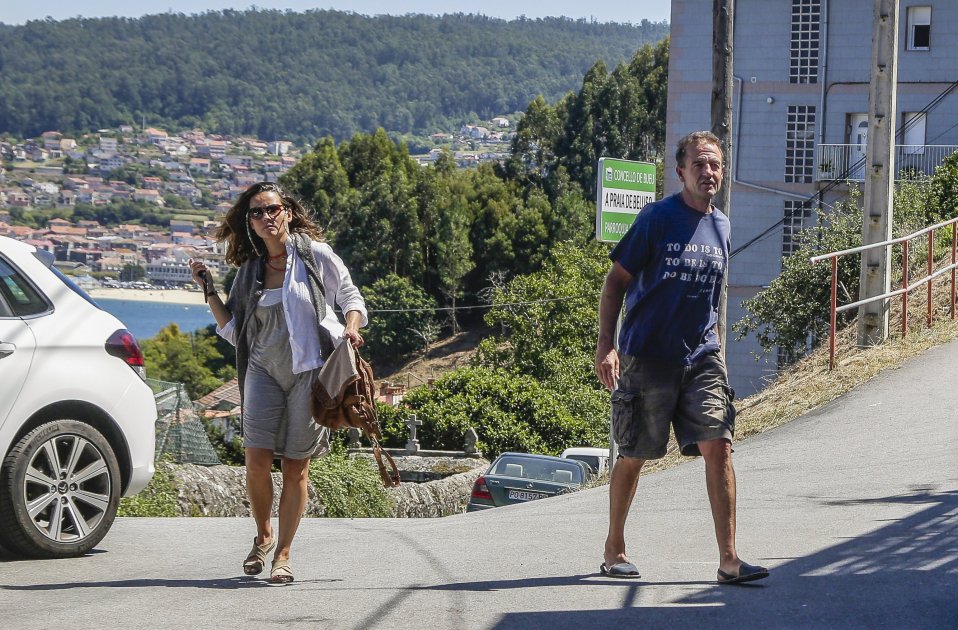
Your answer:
[241,288,328,459]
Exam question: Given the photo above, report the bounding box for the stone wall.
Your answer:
[167,462,327,517]
[387,467,484,518]
[164,457,487,518]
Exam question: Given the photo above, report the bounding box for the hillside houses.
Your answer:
[0,125,300,213]
[0,213,228,286]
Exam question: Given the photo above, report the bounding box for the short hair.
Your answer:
[675,131,723,167]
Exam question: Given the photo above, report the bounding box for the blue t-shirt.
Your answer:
[610,192,731,366]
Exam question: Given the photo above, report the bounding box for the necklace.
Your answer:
[265,251,287,272]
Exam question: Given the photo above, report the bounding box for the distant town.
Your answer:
[0,119,515,287]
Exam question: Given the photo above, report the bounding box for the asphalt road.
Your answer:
[2,340,957,629]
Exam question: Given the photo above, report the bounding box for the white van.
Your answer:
[560,447,610,475]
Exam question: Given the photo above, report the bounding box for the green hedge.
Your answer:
[378,365,603,459]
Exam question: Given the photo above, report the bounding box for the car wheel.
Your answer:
[0,420,121,558]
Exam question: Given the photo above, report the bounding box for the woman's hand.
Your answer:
[343,328,364,348]
[187,258,211,292]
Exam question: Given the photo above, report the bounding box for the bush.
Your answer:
[308,448,391,518]
[386,366,602,459]
[117,460,180,517]
[929,151,958,221]
[734,190,863,363]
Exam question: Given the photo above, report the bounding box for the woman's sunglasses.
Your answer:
[248,204,286,221]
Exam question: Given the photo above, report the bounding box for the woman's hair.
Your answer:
[214,181,325,266]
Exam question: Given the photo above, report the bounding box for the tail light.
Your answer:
[471,476,492,500]
[105,329,147,381]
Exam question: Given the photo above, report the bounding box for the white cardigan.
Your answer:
[218,239,368,373]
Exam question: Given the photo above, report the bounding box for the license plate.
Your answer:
[508,490,544,501]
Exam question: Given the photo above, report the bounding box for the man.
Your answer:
[594,131,768,584]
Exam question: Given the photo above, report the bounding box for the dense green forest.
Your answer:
[275,37,669,349]
[0,10,667,141]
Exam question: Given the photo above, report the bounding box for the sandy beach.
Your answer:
[87,287,208,306]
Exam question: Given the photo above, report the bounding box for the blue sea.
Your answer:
[96,298,216,341]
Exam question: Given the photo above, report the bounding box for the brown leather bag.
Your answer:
[311,342,400,488]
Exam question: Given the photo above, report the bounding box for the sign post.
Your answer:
[596,157,657,244]
[595,157,656,471]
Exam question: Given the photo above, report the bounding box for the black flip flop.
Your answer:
[717,561,769,585]
[600,561,641,579]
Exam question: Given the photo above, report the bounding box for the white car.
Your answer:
[0,236,156,558]
[561,447,610,476]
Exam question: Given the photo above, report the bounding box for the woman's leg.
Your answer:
[245,447,276,546]
[274,456,311,562]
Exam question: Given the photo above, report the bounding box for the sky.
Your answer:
[1,1,670,26]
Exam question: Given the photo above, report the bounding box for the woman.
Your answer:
[189,181,367,584]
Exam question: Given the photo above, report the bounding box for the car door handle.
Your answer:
[0,342,15,358]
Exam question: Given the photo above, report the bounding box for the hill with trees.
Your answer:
[0,10,668,141]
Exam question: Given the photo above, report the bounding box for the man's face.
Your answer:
[677,142,723,204]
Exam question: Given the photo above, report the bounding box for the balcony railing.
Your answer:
[816,144,958,181]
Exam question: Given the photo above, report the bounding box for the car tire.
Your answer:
[0,420,121,558]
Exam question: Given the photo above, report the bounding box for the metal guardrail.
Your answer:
[817,144,958,181]
[809,216,958,369]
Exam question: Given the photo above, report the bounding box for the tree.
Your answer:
[361,274,439,364]
[120,264,146,282]
[733,190,867,364]
[734,179,942,366]
[141,324,227,399]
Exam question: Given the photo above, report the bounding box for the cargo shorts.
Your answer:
[611,352,735,459]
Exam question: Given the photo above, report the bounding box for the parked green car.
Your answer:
[466,452,591,512]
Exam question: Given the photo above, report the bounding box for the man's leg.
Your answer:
[605,456,645,568]
[698,438,740,575]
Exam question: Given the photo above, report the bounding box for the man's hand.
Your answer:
[595,343,619,391]
[595,262,631,391]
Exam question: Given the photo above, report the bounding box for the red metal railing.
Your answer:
[809,216,958,369]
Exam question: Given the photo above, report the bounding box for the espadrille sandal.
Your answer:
[243,537,275,576]
[270,558,294,584]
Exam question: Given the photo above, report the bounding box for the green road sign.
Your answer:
[595,157,656,243]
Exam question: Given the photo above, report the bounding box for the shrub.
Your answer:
[308,448,391,518]
[387,366,602,459]
[929,150,958,221]
[117,460,180,517]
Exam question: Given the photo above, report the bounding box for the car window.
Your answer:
[492,456,584,483]
[566,455,599,471]
[0,258,49,317]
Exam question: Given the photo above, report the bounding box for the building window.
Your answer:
[789,0,821,84]
[783,200,813,259]
[907,6,931,50]
[785,105,816,183]
[902,112,927,156]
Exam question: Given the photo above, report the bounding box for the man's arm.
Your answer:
[595,262,633,391]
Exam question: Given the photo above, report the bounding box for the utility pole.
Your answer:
[858,0,899,345]
[712,0,734,351]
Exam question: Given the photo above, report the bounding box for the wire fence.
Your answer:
[148,378,221,465]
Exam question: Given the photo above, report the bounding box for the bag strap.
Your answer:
[349,347,400,487]
[368,435,401,487]
[295,234,336,360]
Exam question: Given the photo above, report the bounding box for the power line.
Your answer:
[730,78,958,261]
[366,295,586,314]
